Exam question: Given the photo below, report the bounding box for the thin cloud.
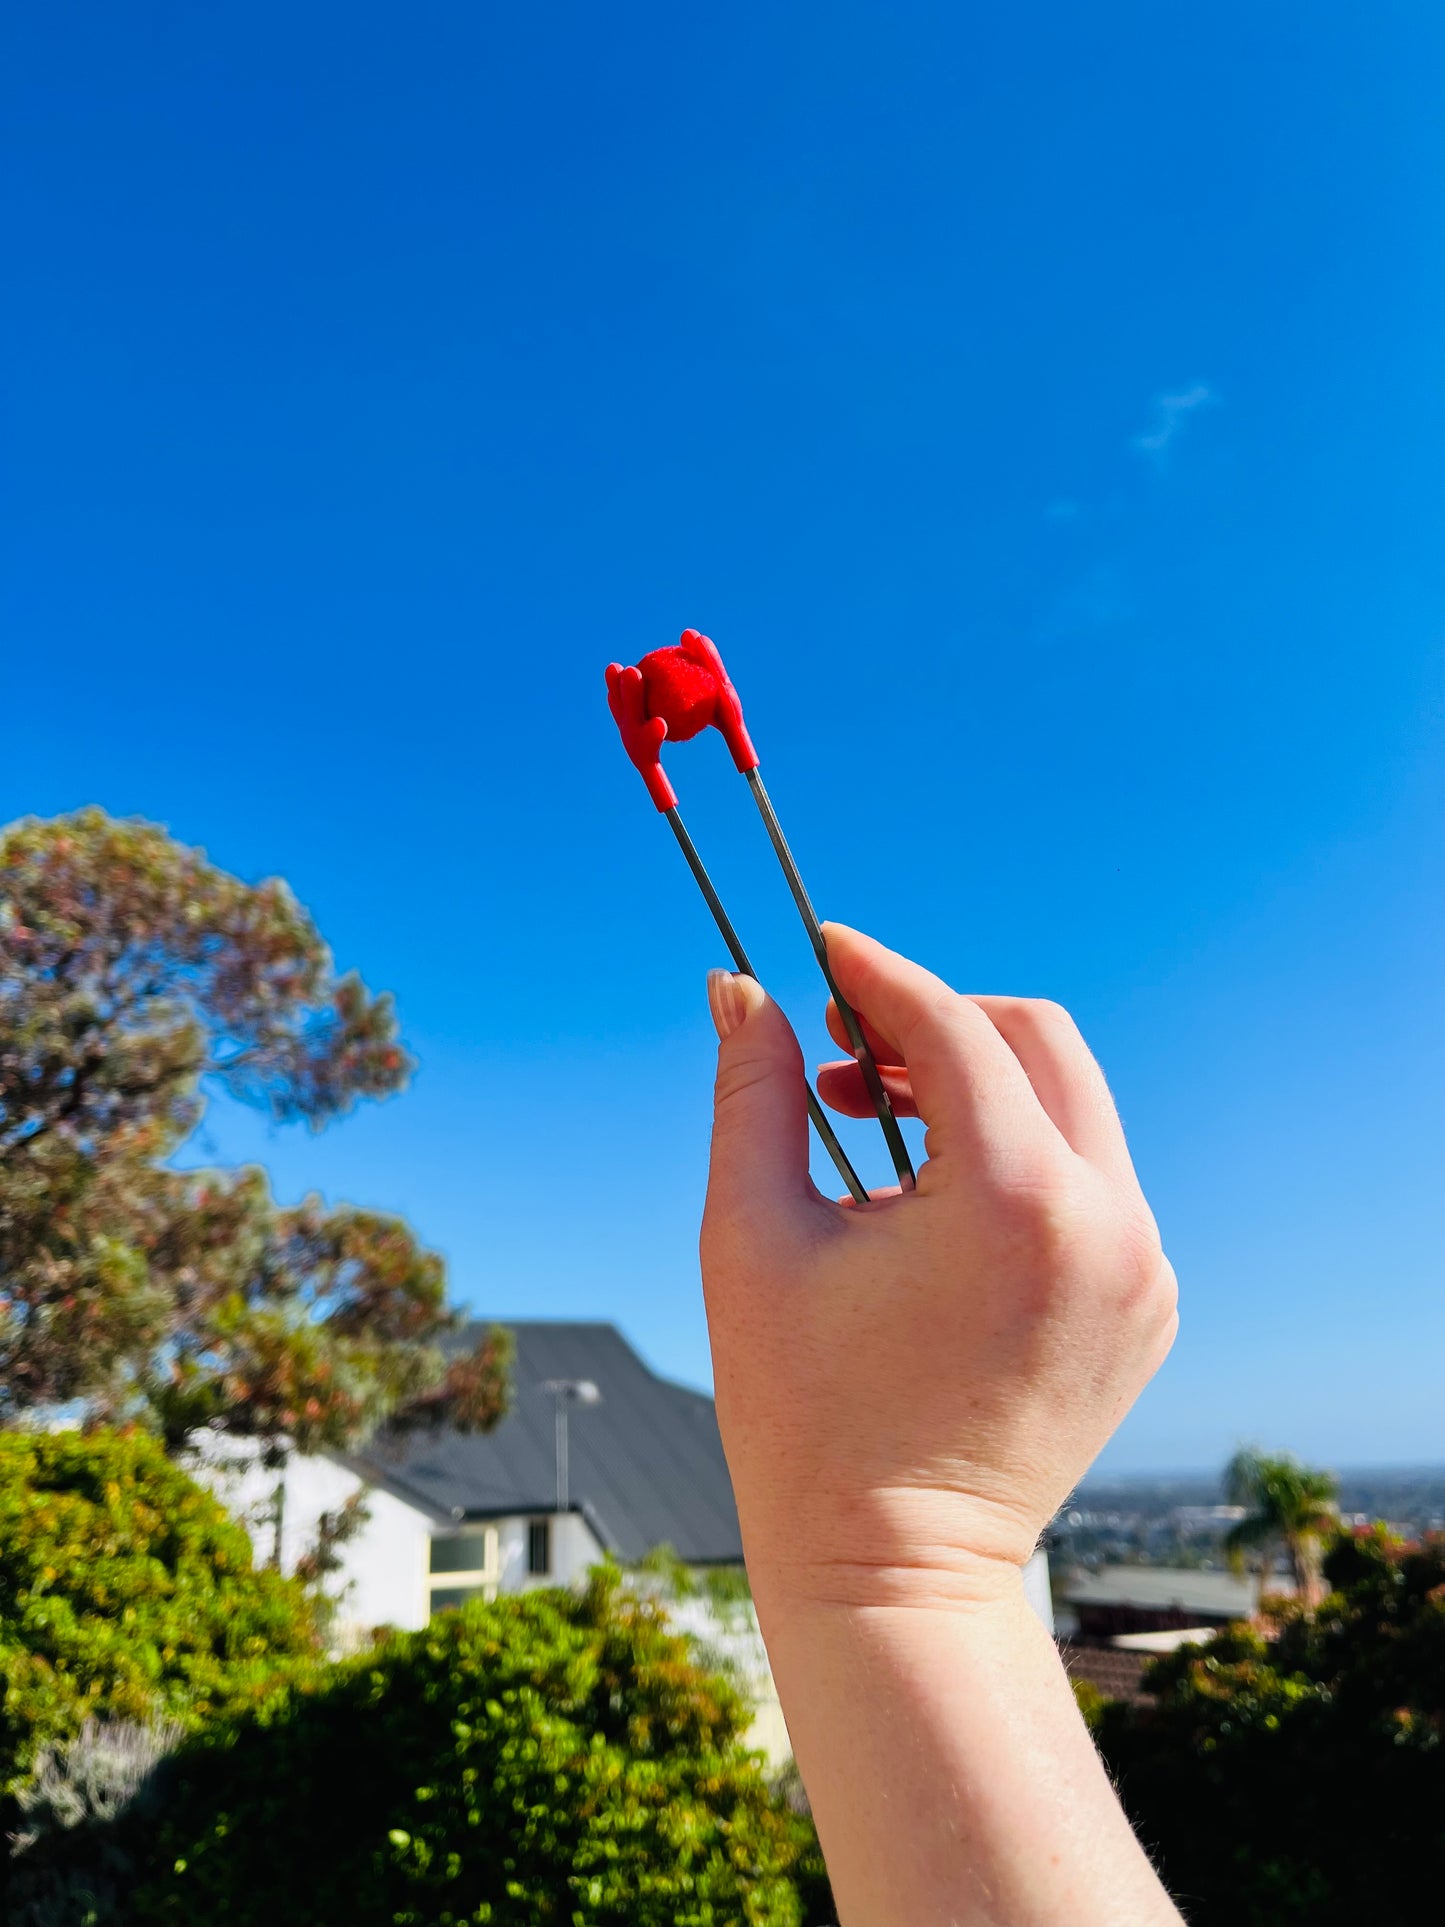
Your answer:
[1133,384,1215,462]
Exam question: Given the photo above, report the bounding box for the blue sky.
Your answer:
[4,3,1441,1471]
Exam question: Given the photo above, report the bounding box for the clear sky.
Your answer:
[4,3,1441,1472]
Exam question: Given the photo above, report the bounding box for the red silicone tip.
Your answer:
[604,629,759,810]
[635,644,717,742]
[605,662,677,811]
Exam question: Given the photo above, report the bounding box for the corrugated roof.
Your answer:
[1059,1566,1264,1615]
[348,1321,743,1565]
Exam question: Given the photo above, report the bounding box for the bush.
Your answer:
[4,1718,182,1927]
[1098,1527,1445,1924]
[0,1429,323,1794]
[129,1569,822,1926]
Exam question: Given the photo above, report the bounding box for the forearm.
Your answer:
[756,1573,1182,1927]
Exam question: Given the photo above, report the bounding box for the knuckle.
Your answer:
[1113,1209,1171,1313]
[1015,996,1080,1039]
[712,1055,781,1110]
[988,1151,1085,1252]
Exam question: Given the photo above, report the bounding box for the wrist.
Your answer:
[736,1482,1046,1619]
[745,1542,1035,1635]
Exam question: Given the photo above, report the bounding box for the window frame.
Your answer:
[527,1516,552,1576]
[425,1524,500,1614]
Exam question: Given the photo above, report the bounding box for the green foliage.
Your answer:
[634,1544,753,1618]
[126,1568,821,1926]
[0,808,509,1450]
[1222,1447,1339,1602]
[1070,1677,1107,1731]
[0,806,409,1158]
[0,1430,324,1794]
[1098,1525,1445,1924]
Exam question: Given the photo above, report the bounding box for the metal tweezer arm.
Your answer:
[665,807,869,1204]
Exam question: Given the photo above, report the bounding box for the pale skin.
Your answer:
[700,923,1184,1927]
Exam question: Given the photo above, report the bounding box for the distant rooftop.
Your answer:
[348,1321,743,1566]
[1059,1566,1271,1617]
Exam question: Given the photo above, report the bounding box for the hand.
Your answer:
[701,922,1178,1614]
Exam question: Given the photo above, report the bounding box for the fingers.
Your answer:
[824,998,902,1068]
[821,924,1042,1168]
[816,1059,918,1119]
[968,996,1136,1182]
[821,924,1137,1181]
[836,1182,907,1208]
[704,972,820,1229]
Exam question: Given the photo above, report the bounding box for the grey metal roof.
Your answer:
[348,1321,743,1565]
[1059,1566,1266,1616]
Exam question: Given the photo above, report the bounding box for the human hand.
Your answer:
[700,923,1178,1615]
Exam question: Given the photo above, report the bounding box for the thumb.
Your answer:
[704,970,813,1226]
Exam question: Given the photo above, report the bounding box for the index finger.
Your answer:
[822,924,1049,1171]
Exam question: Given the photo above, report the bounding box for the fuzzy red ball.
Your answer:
[637,644,720,741]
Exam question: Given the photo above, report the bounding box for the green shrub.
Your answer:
[131,1569,822,1926]
[1069,1676,1107,1731]
[0,1429,323,1793]
[1098,1527,1445,1924]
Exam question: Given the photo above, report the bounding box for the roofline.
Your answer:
[452,1317,717,1405]
[329,1453,623,1554]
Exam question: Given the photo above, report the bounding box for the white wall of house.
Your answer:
[190,1435,432,1632]
[192,1436,611,1637]
[496,1509,603,1591]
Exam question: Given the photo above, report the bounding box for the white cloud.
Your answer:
[1133,383,1215,462]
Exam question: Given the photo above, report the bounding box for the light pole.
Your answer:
[540,1379,601,1514]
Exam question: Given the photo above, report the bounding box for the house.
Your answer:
[201,1321,746,1635]
[1057,1564,1278,1641]
[1054,1564,1279,1707]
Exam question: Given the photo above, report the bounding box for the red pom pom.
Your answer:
[637,643,719,742]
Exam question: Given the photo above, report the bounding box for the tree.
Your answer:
[1223,1448,1338,1606]
[123,1569,827,1926]
[1098,1525,1445,1924]
[0,808,508,1454]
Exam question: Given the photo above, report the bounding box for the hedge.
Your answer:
[129,1570,828,1926]
[0,1429,322,1793]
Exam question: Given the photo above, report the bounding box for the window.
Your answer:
[426,1526,498,1617]
[428,1587,476,1615]
[528,1518,551,1576]
[430,1531,494,1576]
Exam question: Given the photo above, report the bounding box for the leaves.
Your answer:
[1222,1449,1340,1603]
[0,809,509,1454]
[125,1569,825,1926]
[1099,1525,1445,1924]
[0,807,411,1160]
[0,1431,324,1794]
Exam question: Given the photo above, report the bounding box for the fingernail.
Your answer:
[707,968,747,1040]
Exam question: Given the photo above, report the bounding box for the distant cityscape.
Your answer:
[1050,1465,1445,1570]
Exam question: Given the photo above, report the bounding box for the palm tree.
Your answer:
[1223,1449,1339,1608]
